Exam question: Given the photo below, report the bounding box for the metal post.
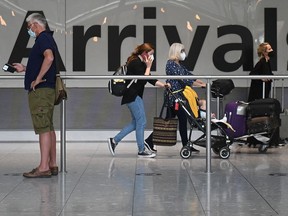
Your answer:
[271,79,274,98]
[262,81,265,98]
[206,79,212,173]
[60,99,67,173]
[60,169,66,205]
[206,172,211,216]
[281,79,285,111]
[216,96,220,119]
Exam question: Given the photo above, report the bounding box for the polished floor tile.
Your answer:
[0,141,288,215]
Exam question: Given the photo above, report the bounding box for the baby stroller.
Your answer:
[167,87,233,159]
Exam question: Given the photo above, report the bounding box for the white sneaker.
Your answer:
[108,138,116,156]
[138,150,156,158]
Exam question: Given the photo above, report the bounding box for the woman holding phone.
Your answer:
[108,43,170,158]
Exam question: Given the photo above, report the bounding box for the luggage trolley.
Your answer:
[167,87,233,159]
[224,98,282,153]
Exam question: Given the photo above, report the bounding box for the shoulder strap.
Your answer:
[54,50,60,75]
[159,93,171,118]
[124,64,137,89]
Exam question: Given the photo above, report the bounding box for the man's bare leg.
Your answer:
[38,131,52,172]
[49,130,57,168]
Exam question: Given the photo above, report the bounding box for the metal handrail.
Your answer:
[1,75,288,79]
[1,74,288,173]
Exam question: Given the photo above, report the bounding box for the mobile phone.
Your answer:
[140,52,149,60]
[2,63,16,73]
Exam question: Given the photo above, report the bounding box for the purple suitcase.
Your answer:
[224,101,248,138]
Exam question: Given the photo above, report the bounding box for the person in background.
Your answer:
[145,43,206,153]
[248,42,274,102]
[247,42,278,146]
[108,43,170,158]
[13,13,58,178]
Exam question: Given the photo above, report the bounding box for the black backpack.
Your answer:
[108,64,136,97]
[211,79,235,98]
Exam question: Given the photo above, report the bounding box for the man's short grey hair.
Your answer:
[26,13,47,28]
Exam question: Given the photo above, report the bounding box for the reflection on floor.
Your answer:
[0,141,288,216]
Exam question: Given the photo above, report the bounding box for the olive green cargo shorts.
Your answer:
[28,88,55,134]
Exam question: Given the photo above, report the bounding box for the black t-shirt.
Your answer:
[25,31,57,91]
[121,57,157,105]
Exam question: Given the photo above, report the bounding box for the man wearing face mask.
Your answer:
[248,42,274,102]
[12,13,58,178]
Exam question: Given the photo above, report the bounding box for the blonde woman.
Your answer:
[248,42,274,102]
[166,43,205,152]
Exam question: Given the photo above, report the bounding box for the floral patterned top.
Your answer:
[165,59,196,107]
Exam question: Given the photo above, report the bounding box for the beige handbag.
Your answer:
[54,74,67,105]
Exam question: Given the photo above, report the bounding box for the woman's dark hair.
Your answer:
[127,43,155,64]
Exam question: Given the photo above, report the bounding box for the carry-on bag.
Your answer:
[211,79,235,98]
[152,99,178,146]
[246,98,282,118]
[247,116,281,134]
[224,101,248,138]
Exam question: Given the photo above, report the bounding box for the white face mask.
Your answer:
[27,28,36,38]
[179,52,186,61]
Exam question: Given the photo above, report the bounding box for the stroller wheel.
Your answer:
[180,146,191,159]
[219,147,230,159]
[258,144,268,153]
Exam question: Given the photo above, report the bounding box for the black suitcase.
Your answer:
[247,116,281,134]
[246,98,282,118]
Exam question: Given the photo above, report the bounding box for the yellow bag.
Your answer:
[182,86,199,118]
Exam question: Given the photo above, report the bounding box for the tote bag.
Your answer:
[152,97,178,146]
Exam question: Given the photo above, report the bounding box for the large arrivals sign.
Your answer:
[0,0,287,87]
